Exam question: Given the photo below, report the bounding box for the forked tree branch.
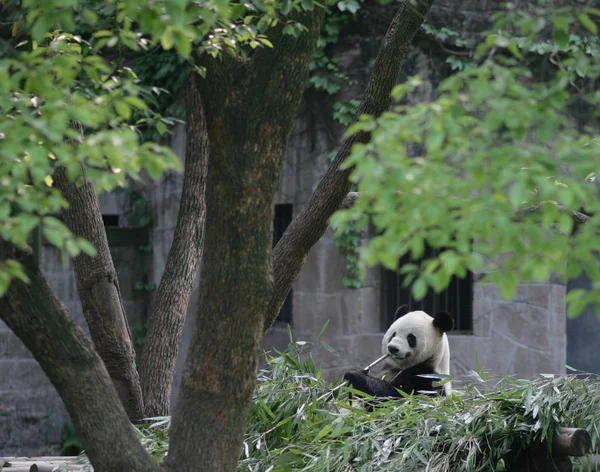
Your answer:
[0,244,157,472]
[265,0,436,331]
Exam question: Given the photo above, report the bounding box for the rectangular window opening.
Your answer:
[273,204,293,324]
[380,246,473,333]
[102,214,120,227]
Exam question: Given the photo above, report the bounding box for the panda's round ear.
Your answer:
[393,304,409,321]
[433,311,454,333]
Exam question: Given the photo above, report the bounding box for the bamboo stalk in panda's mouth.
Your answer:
[362,353,390,372]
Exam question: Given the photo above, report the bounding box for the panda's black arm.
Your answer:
[343,371,402,398]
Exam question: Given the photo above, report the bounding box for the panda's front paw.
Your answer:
[343,370,371,392]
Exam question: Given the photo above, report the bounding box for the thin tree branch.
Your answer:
[139,73,208,417]
[517,203,591,226]
[265,0,436,331]
[341,192,593,223]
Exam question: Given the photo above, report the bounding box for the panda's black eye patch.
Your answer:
[407,333,417,348]
[390,331,396,340]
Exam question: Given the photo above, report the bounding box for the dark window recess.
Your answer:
[381,247,473,333]
[272,204,293,324]
[102,214,119,227]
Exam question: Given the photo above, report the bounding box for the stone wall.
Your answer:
[449,281,566,383]
[0,247,81,456]
[0,240,151,456]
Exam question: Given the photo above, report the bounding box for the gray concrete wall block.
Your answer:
[488,337,535,377]
[64,300,83,318]
[511,284,552,309]
[295,232,349,295]
[151,183,183,231]
[5,332,34,359]
[1,359,55,391]
[493,301,552,352]
[151,228,175,283]
[348,333,387,369]
[292,290,343,335]
[361,264,380,290]
[340,286,381,335]
[40,246,64,271]
[548,284,567,336]
[447,334,491,373]
[319,334,385,383]
[472,282,494,336]
[449,358,473,380]
[0,391,67,456]
[171,123,186,160]
[45,273,68,301]
[1,333,34,360]
[0,331,9,357]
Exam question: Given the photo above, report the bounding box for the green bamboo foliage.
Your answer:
[76,338,600,471]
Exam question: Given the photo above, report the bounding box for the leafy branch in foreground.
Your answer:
[0,0,319,295]
[330,3,600,316]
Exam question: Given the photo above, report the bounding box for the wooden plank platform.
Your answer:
[2,454,598,470]
[1,457,90,472]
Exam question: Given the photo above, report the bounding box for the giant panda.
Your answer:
[343,306,454,399]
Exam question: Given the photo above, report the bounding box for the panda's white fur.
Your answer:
[379,310,452,395]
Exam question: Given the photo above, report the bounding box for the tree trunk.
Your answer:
[139,73,208,418]
[264,0,436,330]
[53,166,144,421]
[0,245,157,472]
[163,10,325,472]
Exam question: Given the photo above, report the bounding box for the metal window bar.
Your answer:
[381,246,473,332]
[272,204,293,324]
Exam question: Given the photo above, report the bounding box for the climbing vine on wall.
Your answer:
[329,99,362,288]
[307,2,365,288]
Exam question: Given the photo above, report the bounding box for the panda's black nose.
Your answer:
[388,346,399,355]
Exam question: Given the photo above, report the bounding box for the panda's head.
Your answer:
[381,306,454,370]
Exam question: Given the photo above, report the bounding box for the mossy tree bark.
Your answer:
[0,244,158,472]
[53,165,145,421]
[264,0,436,331]
[162,9,325,472]
[139,74,208,418]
